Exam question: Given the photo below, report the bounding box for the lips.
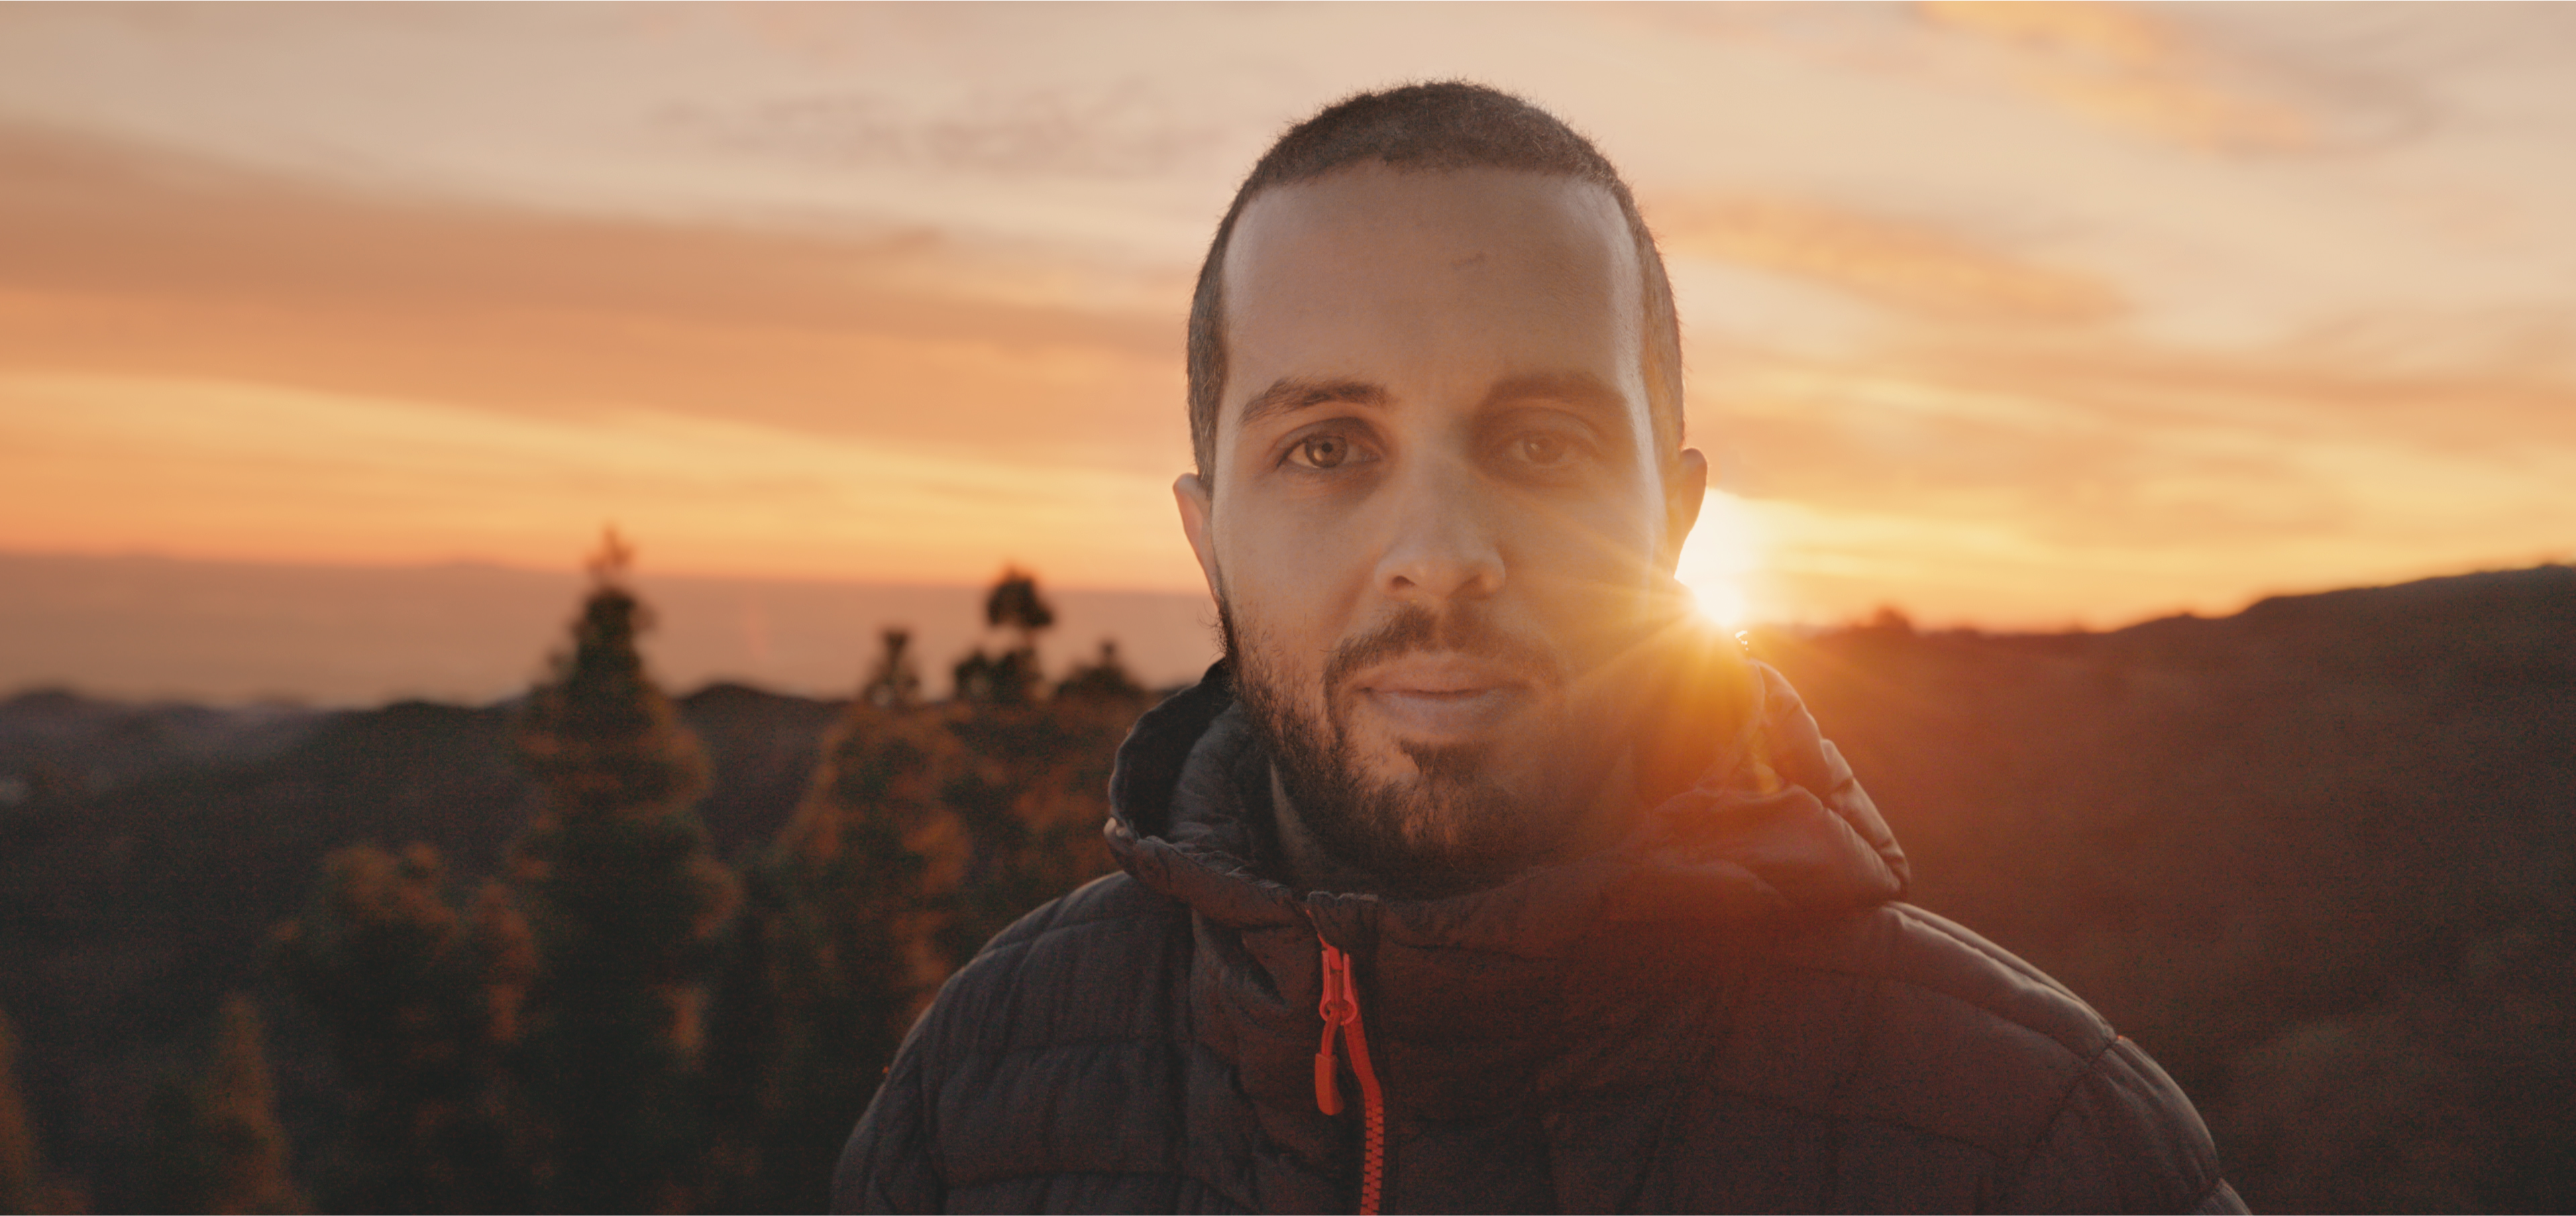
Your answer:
[1342,652,1535,740]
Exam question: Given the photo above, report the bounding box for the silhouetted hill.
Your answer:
[0,687,321,806]
[1,564,2569,1212]
[1758,564,2575,1212]
[678,681,851,858]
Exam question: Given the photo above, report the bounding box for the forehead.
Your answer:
[1218,164,1645,427]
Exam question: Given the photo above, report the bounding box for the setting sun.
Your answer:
[1674,488,1764,629]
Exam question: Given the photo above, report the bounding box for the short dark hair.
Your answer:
[1185,81,1683,482]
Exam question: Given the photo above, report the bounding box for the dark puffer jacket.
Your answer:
[835,662,2243,1213]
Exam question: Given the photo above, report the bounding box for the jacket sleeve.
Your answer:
[830,1028,944,1215]
[1992,1036,2246,1214]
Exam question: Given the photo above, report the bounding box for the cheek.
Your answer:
[1217,514,1355,645]
[1512,500,1667,649]
[1515,492,1662,585]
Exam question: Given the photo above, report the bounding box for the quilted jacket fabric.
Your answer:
[834,660,2244,1213]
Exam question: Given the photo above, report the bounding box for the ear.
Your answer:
[1174,473,1222,601]
[1659,447,1710,574]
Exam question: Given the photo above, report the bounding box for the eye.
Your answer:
[1501,426,1597,472]
[1513,432,1571,466]
[1288,433,1354,470]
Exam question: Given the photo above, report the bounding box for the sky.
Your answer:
[3,1,2572,661]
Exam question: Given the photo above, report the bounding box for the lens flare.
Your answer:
[1674,490,1764,628]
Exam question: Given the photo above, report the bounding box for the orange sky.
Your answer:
[3,1,2571,643]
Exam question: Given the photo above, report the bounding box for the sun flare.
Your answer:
[1674,489,1765,629]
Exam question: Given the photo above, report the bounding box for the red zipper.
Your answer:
[1316,939,1387,1215]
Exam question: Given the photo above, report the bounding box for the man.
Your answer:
[836,82,2242,1214]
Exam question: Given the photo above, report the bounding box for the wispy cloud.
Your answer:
[1696,325,2576,626]
[0,123,1191,476]
[0,370,1201,590]
[0,123,1208,589]
[1917,0,2420,154]
[655,79,1232,180]
[1653,194,2124,323]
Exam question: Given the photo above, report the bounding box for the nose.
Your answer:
[1371,453,1505,604]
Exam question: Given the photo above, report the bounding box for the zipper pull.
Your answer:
[1313,938,1387,1215]
[1316,943,1350,1115]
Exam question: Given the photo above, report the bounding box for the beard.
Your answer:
[1222,597,1589,897]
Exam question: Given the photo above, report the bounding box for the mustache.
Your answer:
[1321,603,1562,695]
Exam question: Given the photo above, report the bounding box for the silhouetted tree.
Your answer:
[270,844,529,1212]
[938,721,1122,960]
[954,568,1057,704]
[141,997,305,1215]
[1054,639,1146,704]
[0,1009,73,1215]
[860,628,922,709]
[723,702,972,1211]
[466,877,539,1075]
[985,567,1055,640]
[508,533,739,1213]
[949,647,1044,705]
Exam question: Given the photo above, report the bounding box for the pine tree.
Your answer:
[142,997,306,1215]
[515,533,712,821]
[734,700,972,1211]
[1054,638,1147,704]
[508,533,739,1213]
[0,1008,72,1216]
[955,567,1056,704]
[694,871,781,1214]
[940,699,1123,958]
[930,569,1115,951]
[986,567,1054,637]
[459,879,541,1211]
[860,628,922,709]
[947,647,1008,705]
[271,844,531,1212]
[466,879,539,1068]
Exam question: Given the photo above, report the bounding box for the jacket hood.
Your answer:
[1104,653,1909,960]
[1102,649,1911,1140]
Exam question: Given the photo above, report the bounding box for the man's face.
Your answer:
[1176,164,1707,892]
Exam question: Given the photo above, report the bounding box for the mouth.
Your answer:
[1343,652,1535,741]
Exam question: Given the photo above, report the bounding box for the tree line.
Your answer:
[0,545,1150,1214]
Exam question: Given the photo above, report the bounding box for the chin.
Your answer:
[1334,732,1587,879]
[1224,599,1608,891]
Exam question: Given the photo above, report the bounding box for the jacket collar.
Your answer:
[1104,653,1908,1143]
[1104,653,1910,956]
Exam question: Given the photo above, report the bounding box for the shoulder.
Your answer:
[918,871,1195,1062]
[1715,901,2113,1152]
[1794,901,2118,1057]
[1713,902,2233,1212]
[835,873,1204,1213]
[911,872,1198,1137]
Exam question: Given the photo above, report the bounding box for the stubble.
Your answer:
[1221,598,1575,896]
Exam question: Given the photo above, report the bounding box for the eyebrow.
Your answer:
[1475,371,1627,423]
[1237,376,1389,431]
[1233,370,1633,436]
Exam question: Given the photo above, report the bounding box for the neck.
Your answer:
[1267,765,1383,895]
